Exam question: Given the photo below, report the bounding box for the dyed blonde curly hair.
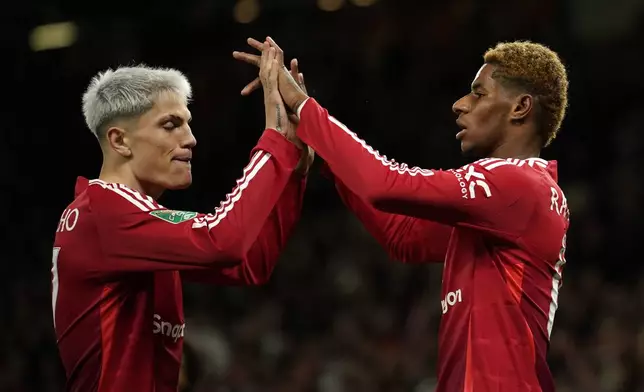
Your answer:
[484,41,569,147]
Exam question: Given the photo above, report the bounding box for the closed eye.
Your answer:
[163,121,179,130]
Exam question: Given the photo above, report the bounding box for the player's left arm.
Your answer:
[182,172,306,285]
[295,98,536,238]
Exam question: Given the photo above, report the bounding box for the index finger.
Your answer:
[266,36,283,53]
[247,38,265,51]
[266,36,284,65]
[233,51,261,66]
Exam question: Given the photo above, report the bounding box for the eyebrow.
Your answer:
[161,114,192,123]
[471,82,483,91]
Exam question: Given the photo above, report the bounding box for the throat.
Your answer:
[486,141,541,160]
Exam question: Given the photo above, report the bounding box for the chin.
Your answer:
[164,174,193,190]
[459,141,484,159]
[459,140,474,157]
[168,179,192,190]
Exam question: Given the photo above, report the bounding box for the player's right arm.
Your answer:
[324,164,450,263]
[89,129,302,274]
[295,99,538,239]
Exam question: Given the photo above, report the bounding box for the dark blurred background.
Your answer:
[4,0,644,391]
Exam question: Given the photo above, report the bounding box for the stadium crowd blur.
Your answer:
[4,0,644,391]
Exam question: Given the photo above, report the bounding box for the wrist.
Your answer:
[287,93,309,114]
[294,146,314,175]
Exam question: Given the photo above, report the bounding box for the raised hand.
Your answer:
[260,45,288,135]
[288,57,307,95]
[286,58,314,174]
[233,37,309,112]
[235,37,314,174]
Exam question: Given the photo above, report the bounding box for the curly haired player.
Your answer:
[236,39,570,392]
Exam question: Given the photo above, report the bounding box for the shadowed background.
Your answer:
[3,0,644,390]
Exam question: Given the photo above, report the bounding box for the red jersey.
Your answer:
[296,99,570,392]
[52,129,306,392]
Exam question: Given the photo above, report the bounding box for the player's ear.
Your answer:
[106,126,132,158]
[510,94,533,122]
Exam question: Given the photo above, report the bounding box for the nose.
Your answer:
[182,127,197,149]
[452,95,469,116]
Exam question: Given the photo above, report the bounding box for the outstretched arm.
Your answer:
[324,164,450,263]
[182,171,306,285]
[91,48,308,277]
[92,130,303,275]
[295,98,535,240]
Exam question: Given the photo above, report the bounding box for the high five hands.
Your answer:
[234,37,313,174]
[233,37,309,109]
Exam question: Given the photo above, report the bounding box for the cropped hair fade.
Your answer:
[484,41,569,147]
[82,65,192,139]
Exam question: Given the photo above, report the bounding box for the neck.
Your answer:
[487,137,542,160]
[99,161,164,200]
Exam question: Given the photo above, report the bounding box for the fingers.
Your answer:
[241,77,261,96]
[260,47,277,87]
[288,58,308,95]
[247,37,265,51]
[269,58,279,86]
[232,51,261,66]
[266,36,283,53]
[289,58,299,77]
[259,44,273,84]
[266,36,284,65]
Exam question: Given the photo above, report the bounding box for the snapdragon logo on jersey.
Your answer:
[149,209,198,224]
[153,314,185,342]
[452,165,492,200]
[441,289,463,315]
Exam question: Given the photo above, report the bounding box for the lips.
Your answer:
[455,119,467,140]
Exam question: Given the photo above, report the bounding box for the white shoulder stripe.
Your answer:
[527,158,548,168]
[475,157,550,171]
[477,158,502,167]
[328,116,435,177]
[118,184,158,210]
[484,161,514,170]
[89,181,150,212]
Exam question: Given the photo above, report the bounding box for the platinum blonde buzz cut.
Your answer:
[82,65,192,139]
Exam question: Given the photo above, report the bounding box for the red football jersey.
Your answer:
[52,129,306,392]
[297,99,570,392]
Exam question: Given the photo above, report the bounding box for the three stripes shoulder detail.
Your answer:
[474,157,548,171]
[88,151,271,231]
[89,180,164,212]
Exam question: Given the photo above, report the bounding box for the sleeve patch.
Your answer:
[149,209,198,224]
